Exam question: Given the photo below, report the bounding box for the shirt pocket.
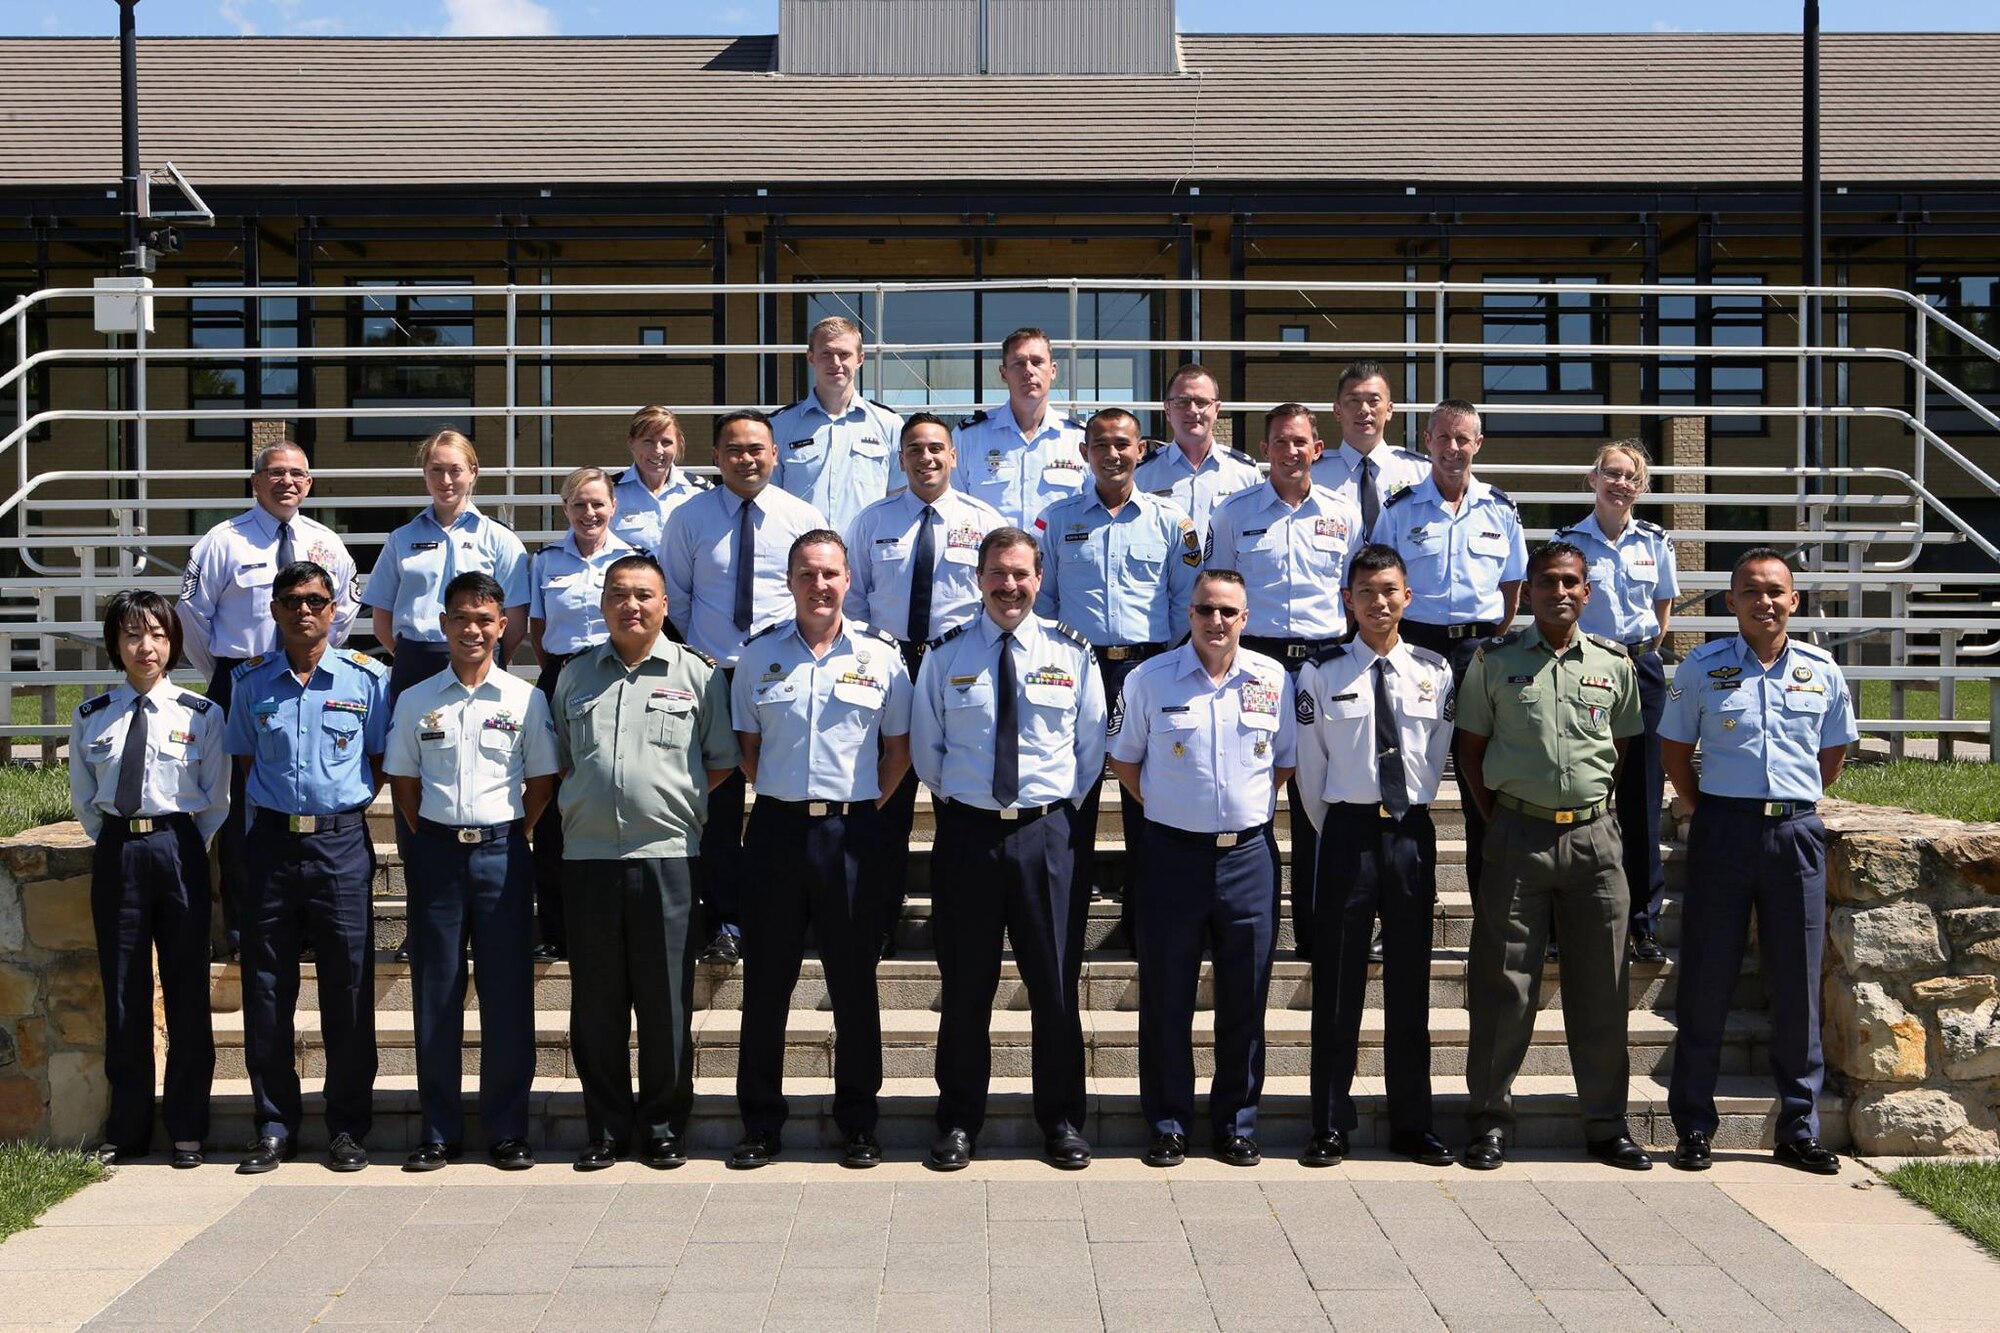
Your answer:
[1704,687,1756,749]
[234,563,277,592]
[1399,529,1447,584]
[1467,527,1513,566]
[646,694,695,747]
[321,717,362,767]
[1121,534,1170,580]
[418,728,460,781]
[1566,683,1617,738]
[476,725,519,770]
[1149,712,1202,769]
[564,693,604,762]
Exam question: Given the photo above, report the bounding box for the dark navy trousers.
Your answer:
[530,652,576,954]
[405,820,535,1146]
[1669,798,1828,1143]
[206,657,247,953]
[696,667,745,936]
[92,816,214,1151]
[1619,648,1669,931]
[1135,821,1279,1140]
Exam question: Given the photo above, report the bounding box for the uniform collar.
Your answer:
[1408,474,1491,511]
[1002,400,1057,439]
[976,611,1039,648]
[1519,622,1587,659]
[1082,486,1138,516]
[902,486,953,513]
[1161,443,1215,475]
[1337,441,1382,472]
[780,616,861,657]
[616,466,677,498]
[1346,636,1413,675]
[428,665,507,700]
[801,390,864,424]
[240,503,296,540]
[1171,642,1259,685]
[1572,509,1640,548]
[417,504,483,534]
[556,529,633,562]
[1729,633,1802,675]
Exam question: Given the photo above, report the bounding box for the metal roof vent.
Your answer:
[778,0,1179,76]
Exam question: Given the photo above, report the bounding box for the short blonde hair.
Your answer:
[560,465,615,506]
[1592,439,1651,492]
[627,405,681,441]
[808,316,864,352]
[415,427,479,470]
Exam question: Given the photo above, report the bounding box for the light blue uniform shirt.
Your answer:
[1371,476,1527,626]
[1107,644,1295,833]
[951,404,1089,529]
[730,617,914,802]
[362,505,532,643]
[843,487,1008,643]
[660,483,827,668]
[609,465,711,557]
[1318,442,1431,516]
[178,505,360,674]
[529,531,638,655]
[911,612,1107,809]
[1553,510,1682,645]
[1204,482,1364,639]
[383,663,561,826]
[70,682,231,842]
[1659,635,1859,803]
[1034,488,1200,646]
[1133,442,1262,535]
[222,647,390,815]
[769,393,905,534]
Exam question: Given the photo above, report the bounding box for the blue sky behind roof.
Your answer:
[7,0,1992,37]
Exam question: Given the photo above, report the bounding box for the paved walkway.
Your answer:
[1,1153,1995,1332]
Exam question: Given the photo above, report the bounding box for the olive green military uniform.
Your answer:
[1454,624,1641,1146]
[553,635,740,1150]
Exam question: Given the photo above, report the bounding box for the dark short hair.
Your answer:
[1194,568,1246,595]
[443,571,506,612]
[788,528,849,575]
[1167,362,1218,396]
[1427,399,1482,434]
[1000,327,1051,362]
[1336,361,1393,397]
[273,560,334,600]
[104,589,182,673]
[1263,403,1317,437]
[978,526,1042,575]
[1528,540,1588,577]
[713,409,774,443]
[1731,546,1796,586]
[901,411,953,444]
[1086,407,1141,437]
[1346,543,1408,588]
[603,553,666,588]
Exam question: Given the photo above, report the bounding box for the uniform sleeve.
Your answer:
[495,531,532,608]
[360,530,402,612]
[69,711,102,841]
[841,512,874,623]
[1072,650,1108,802]
[528,550,549,621]
[520,688,561,779]
[1426,664,1458,778]
[1609,654,1644,740]
[1272,672,1298,769]
[383,688,422,779]
[363,667,392,757]
[551,671,575,773]
[1165,510,1200,625]
[661,507,696,638]
[1501,507,1528,583]
[1290,665,1329,835]
[1655,534,1681,602]
[1204,508,1234,571]
[1105,666,1147,765]
[191,706,232,844]
[223,674,256,755]
[1455,648,1496,737]
[880,650,914,738]
[329,531,362,648]
[729,656,759,735]
[697,662,742,772]
[1658,660,1700,744]
[1032,509,1062,620]
[176,531,220,678]
[1823,662,1861,749]
[910,649,947,793]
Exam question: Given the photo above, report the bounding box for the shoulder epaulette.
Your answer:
[1634,518,1664,534]
[1407,644,1449,670]
[857,623,898,648]
[1394,446,1429,462]
[1061,414,1087,430]
[1791,638,1836,661]
[1484,630,1524,651]
[1586,633,1628,657]
[926,623,970,652]
[1681,637,1726,661]
[1552,524,1580,540]
[1308,642,1350,667]
[78,691,115,717]
[232,655,266,679]
[1051,621,1090,648]
[1488,485,1518,510]
[1225,447,1256,465]
[1384,486,1416,507]
[744,622,787,644]
[1140,439,1166,463]
[346,649,388,675]
[867,398,896,416]
[178,692,214,714]
[957,411,988,430]
[684,644,718,667]
[781,398,808,415]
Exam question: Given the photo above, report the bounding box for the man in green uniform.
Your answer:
[1455,541,1648,1172]
[554,554,740,1170]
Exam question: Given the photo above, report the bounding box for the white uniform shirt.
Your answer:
[1293,638,1457,832]
[660,483,827,668]
[1107,644,1295,833]
[609,466,711,557]
[1132,442,1263,535]
[178,505,359,675]
[1204,482,1365,640]
[1318,442,1431,517]
[950,404,1088,529]
[70,681,231,842]
[730,617,914,802]
[383,664,560,826]
[769,393,906,534]
[843,487,1008,643]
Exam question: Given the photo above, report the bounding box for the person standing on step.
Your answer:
[661,410,827,966]
[727,530,912,1172]
[1291,545,1457,1169]
[770,315,906,534]
[1316,361,1431,528]
[1454,542,1646,1173]
[526,466,637,960]
[951,327,1088,529]
[1107,569,1292,1169]
[178,440,358,961]
[1035,407,1200,913]
[223,560,389,1175]
[912,527,1106,1172]
[1661,548,1856,1177]
[1554,441,1681,965]
[1132,362,1261,535]
[843,413,1008,957]
[1204,403,1365,959]
[73,590,228,1169]
[610,405,710,559]
[556,555,740,1171]
[385,571,559,1174]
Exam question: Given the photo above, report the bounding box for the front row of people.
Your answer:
[73,530,1853,1175]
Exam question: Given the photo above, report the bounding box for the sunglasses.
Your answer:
[276,594,334,612]
[1192,603,1244,620]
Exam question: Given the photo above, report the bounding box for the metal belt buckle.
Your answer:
[1553,809,1575,825]
[807,801,830,817]
[456,828,481,844]
[998,807,1020,821]
[1104,646,1131,662]
[1378,804,1393,820]
[288,814,318,834]
[1285,644,1309,659]
[1216,832,1239,848]
[128,817,155,834]
[1763,801,1787,817]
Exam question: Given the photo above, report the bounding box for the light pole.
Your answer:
[117,0,145,274]
[1803,0,1823,479]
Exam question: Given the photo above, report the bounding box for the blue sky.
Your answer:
[7,0,1992,37]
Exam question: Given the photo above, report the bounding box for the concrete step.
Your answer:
[189,1072,1844,1155]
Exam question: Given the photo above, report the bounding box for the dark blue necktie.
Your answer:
[907,504,936,643]
[276,519,295,571]
[114,696,148,817]
[1374,658,1409,820]
[733,496,756,632]
[1358,457,1381,538]
[993,632,1020,807]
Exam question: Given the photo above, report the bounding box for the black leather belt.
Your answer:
[1095,643,1165,663]
[1706,795,1818,819]
[253,808,367,835]
[763,797,863,817]
[1407,620,1501,642]
[1152,820,1269,849]
[1240,634,1342,662]
[1337,801,1431,821]
[418,817,519,845]
[1494,792,1611,826]
[103,812,191,836]
[944,797,1068,824]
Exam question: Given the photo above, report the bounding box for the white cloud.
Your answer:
[440,0,559,35]
[219,0,259,34]
[1652,19,1683,31]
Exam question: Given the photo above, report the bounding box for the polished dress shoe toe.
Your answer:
[1673,1132,1713,1172]
[530,943,561,961]
[1629,928,1666,963]
[878,935,899,961]
[488,1139,534,1171]
[1773,1138,1840,1175]
[170,1145,204,1170]
[1388,1131,1456,1167]
[1586,1135,1653,1171]
[1213,1135,1260,1167]
[1368,931,1385,963]
[928,1128,973,1172]
[1044,1130,1092,1171]
[237,1136,296,1175]
[643,1135,688,1170]
[91,1144,130,1167]
[1143,1132,1187,1168]
[1462,1132,1506,1171]
[402,1141,462,1173]
[328,1132,369,1172]
[702,930,742,965]
[574,1139,620,1172]
[1299,1130,1348,1168]
[841,1130,883,1169]
[729,1131,782,1170]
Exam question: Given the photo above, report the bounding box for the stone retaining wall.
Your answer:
[0,822,109,1144]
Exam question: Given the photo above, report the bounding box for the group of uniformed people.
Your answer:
[73,323,1853,1179]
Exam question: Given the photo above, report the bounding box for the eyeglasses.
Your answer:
[275,594,333,612]
[1191,603,1244,620]
[1595,468,1641,486]
[1166,395,1218,411]
[259,468,310,481]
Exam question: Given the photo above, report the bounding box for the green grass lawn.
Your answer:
[0,763,76,838]
[7,684,85,730]
[1859,678,1992,740]
[1886,1160,2000,1260]
[1832,760,2000,824]
[0,1144,103,1244]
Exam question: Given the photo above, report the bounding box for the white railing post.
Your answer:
[1066,282,1080,407]
[36,587,55,769]
[873,284,889,406]
[1432,285,1448,399]
[1889,582,1908,762]
[502,287,518,528]
[1939,627,1959,763]
[1913,314,1928,541]
[133,301,148,510]
[13,315,25,499]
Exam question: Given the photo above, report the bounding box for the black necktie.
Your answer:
[276,519,295,571]
[1373,658,1409,821]
[114,696,148,818]
[907,504,936,643]
[1358,456,1381,537]
[993,632,1020,808]
[733,497,756,632]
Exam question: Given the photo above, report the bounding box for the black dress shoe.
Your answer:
[928,1128,973,1172]
[1773,1138,1840,1175]
[1586,1135,1653,1172]
[328,1132,369,1172]
[1545,940,1560,962]
[531,943,561,961]
[1044,1130,1091,1171]
[574,1139,620,1171]
[643,1135,688,1170]
[878,935,899,962]
[1462,1131,1506,1171]
[701,930,742,965]
[1213,1135,1260,1167]
[1388,1131,1456,1167]
[841,1130,883,1169]
[402,1141,462,1173]
[1144,1132,1187,1168]
[91,1143,131,1167]
[729,1131,781,1170]
[170,1146,203,1170]
[1629,928,1666,963]
[1368,930,1385,963]
[237,1136,296,1175]
[1673,1132,1713,1172]
[489,1139,535,1171]
[1299,1130,1347,1168]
